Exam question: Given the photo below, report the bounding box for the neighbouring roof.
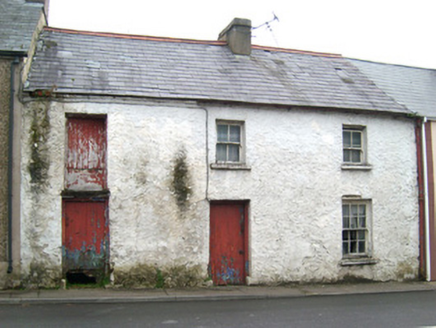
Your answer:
[0,0,44,54]
[25,27,410,114]
[349,59,436,117]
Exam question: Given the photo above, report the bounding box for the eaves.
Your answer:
[22,90,415,119]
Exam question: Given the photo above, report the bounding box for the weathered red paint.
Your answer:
[62,199,109,273]
[63,116,109,279]
[210,202,248,285]
[66,117,107,190]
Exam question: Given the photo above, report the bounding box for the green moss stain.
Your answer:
[114,264,204,288]
[44,40,58,49]
[171,149,192,208]
[396,262,417,281]
[28,102,50,192]
[20,260,62,289]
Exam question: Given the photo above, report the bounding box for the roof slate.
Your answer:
[26,28,410,113]
[349,59,436,117]
[0,0,44,53]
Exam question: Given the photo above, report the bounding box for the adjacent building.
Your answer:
[0,0,47,287]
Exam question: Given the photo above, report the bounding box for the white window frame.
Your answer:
[215,120,245,164]
[342,125,371,170]
[342,199,372,259]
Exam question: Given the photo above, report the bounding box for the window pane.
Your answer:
[358,241,366,253]
[343,150,351,162]
[216,144,227,161]
[351,205,358,216]
[351,150,361,163]
[359,217,366,228]
[228,144,240,162]
[217,125,228,142]
[343,217,349,228]
[350,230,356,240]
[351,217,358,228]
[342,231,349,241]
[229,125,241,142]
[352,131,361,147]
[343,131,351,147]
[359,205,366,216]
[342,205,349,217]
[343,242,349,255]
[358,230,365,240]
[350,241,357,253]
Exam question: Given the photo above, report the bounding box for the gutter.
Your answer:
[0,51,26,57]
[7,57,20,274]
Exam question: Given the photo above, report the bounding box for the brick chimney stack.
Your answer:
[218,18,252,56]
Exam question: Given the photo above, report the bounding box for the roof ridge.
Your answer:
[348,57,436,71]
[43,26,342,58]
[252,44,341,58]
[43,26,226,46]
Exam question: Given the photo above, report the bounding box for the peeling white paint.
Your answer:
[19,100,419,285]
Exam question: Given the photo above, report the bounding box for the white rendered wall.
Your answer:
[20,100,419,285]
[206,104,419,283]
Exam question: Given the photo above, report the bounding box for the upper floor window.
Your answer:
[343,126,364,164]
[216,121,244,163]
[342,125,372,171]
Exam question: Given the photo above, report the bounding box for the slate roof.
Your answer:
[0,0,44,53]
[25,27,410,114]
[349,59,436,117]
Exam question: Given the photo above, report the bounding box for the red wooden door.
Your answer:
[63,200,109,273]
[210,202,248,285]
[65,117,107,190]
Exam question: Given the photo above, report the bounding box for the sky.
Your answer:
[48,0,436,69]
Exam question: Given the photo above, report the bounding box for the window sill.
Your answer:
[341,164,372,171]
[339,258,378,266]
[210,163,251,171]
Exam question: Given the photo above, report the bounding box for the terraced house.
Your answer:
[0,0,47,287]
[1,13,425,288]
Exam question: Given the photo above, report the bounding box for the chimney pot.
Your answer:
[218,18,252,56]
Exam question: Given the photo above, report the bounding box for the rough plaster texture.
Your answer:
[206,105,419,283]
[0,58,11,264]
[20,100,209,286]
[19,99,419,286]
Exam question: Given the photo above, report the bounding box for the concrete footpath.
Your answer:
[1,281,436,305]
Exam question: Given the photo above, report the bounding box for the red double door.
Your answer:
[210,202,248,285]
[63,117,109,276]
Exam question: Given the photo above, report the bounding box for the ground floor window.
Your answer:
[342,200,371,257]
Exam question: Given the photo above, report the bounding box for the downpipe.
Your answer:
[422,117,431,281]
[7,57,19,274]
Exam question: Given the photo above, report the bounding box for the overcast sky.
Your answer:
[48,0,436,69]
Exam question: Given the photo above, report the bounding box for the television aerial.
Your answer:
[252,13,280,47]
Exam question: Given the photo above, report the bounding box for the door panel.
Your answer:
[63,200,109,273]
[65,117,107,190]
[210,202,248,285]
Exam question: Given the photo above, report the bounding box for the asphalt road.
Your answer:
[1,290,436,327]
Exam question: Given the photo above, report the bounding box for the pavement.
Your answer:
[1,281,436,305]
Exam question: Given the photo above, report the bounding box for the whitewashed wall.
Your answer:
[206,105,418,283]
[19,99,419,286]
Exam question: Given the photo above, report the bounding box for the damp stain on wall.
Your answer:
[28,101,50,192]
